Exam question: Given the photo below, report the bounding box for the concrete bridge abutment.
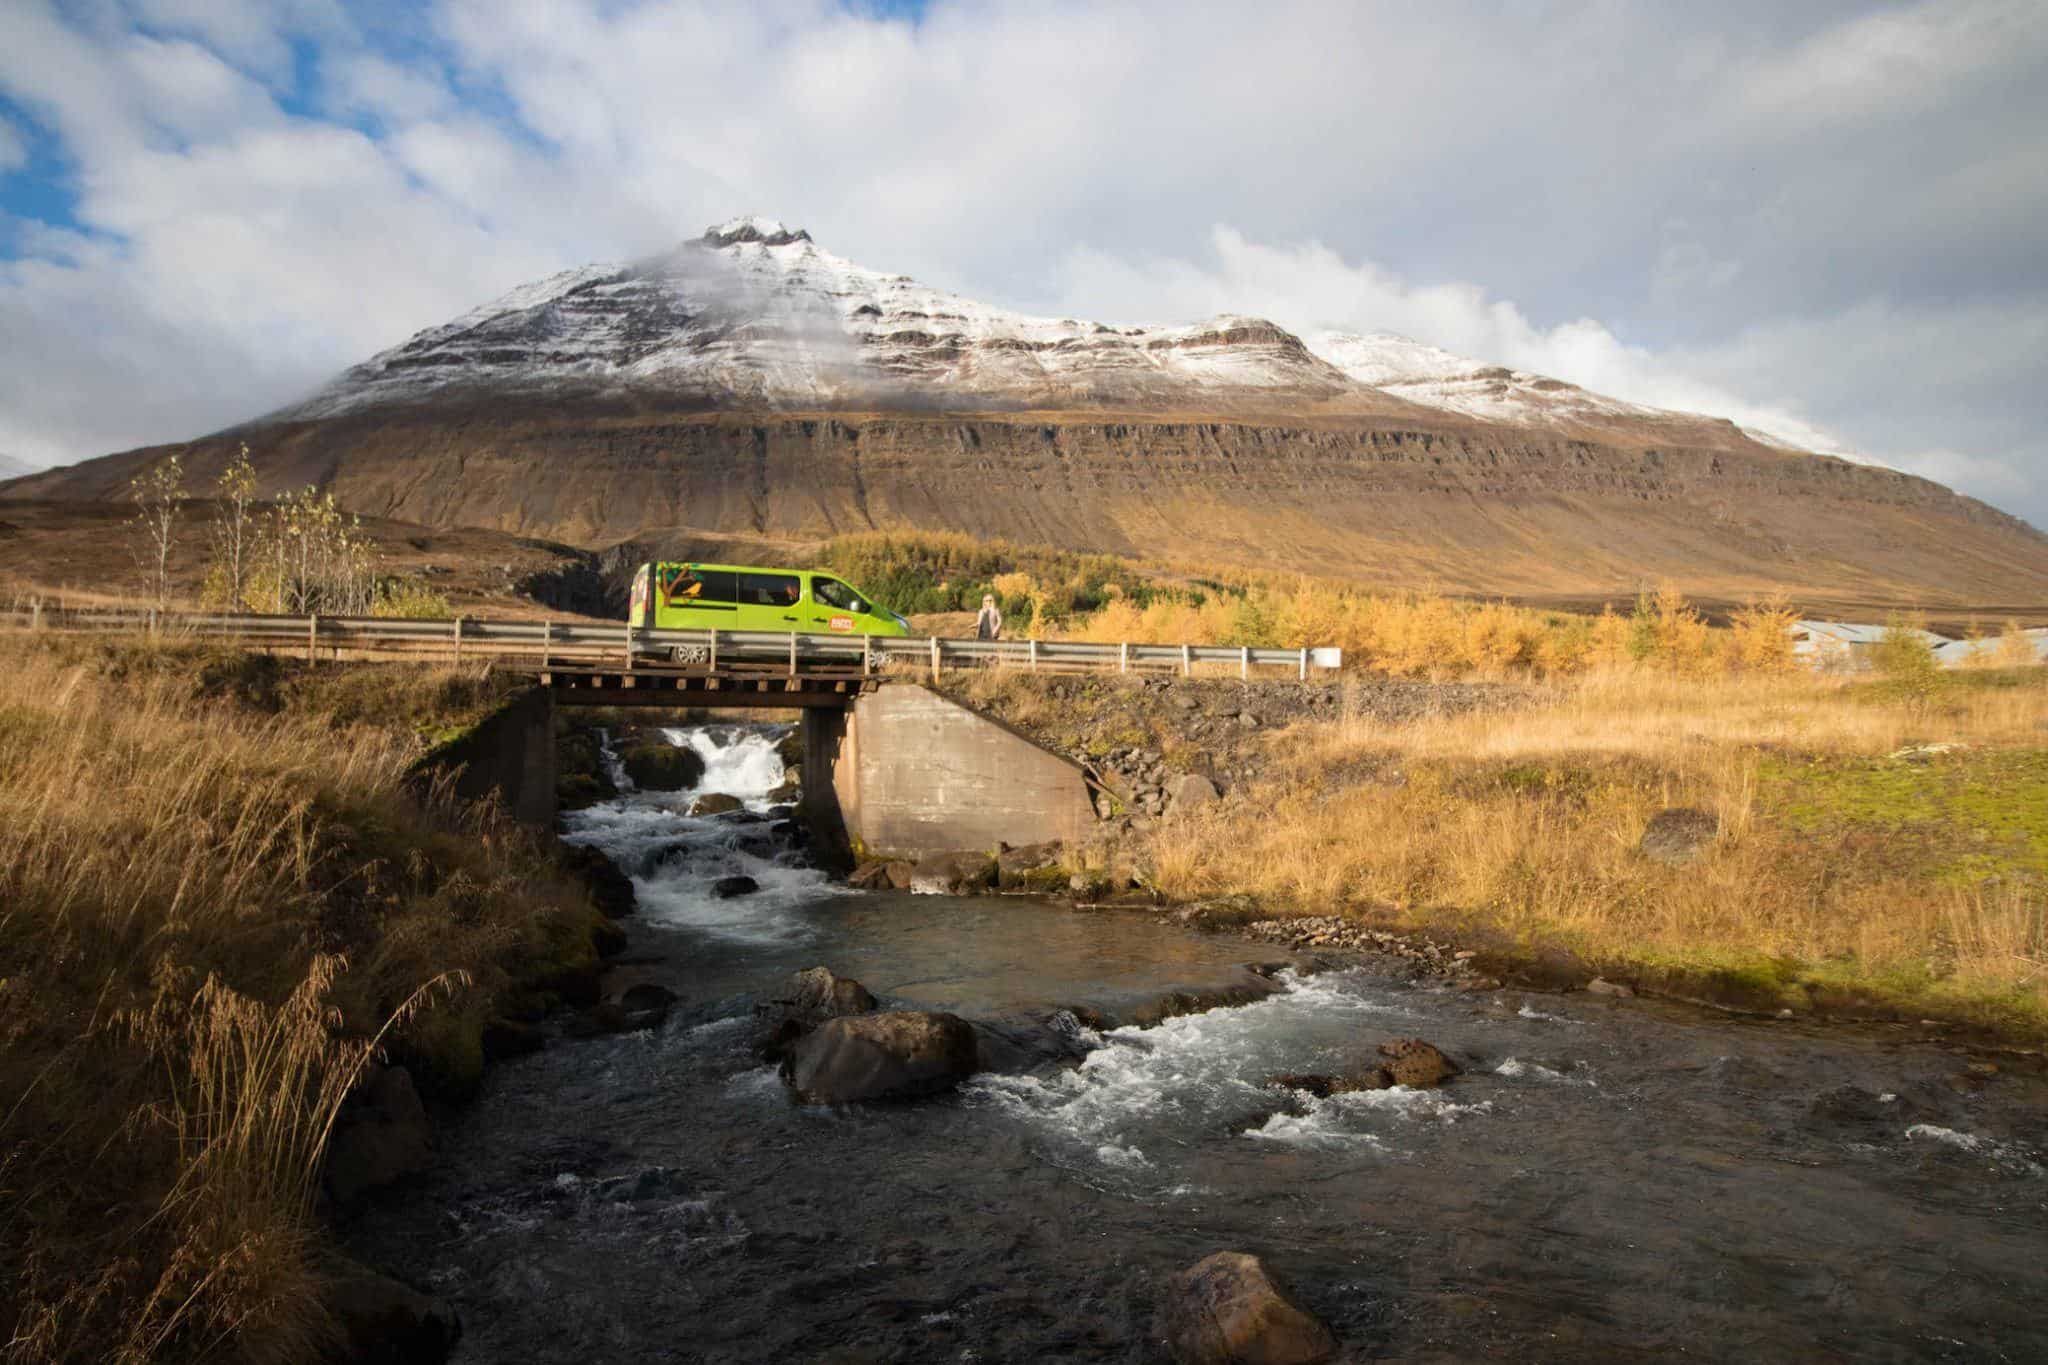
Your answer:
[800,682,1097,861]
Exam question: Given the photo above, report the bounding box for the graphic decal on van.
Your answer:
[658,565,703,607]
[828,615,854,633]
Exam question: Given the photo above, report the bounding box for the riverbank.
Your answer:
[0,635,619,1363]
[940,666,2048,1046]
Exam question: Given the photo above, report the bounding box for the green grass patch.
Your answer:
[1760,748,2048,885]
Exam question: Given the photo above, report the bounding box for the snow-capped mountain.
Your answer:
[1311,332,1669,427]
[289,217,1393,419]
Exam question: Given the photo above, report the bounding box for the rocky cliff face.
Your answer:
[9,218,2046,606]
[22,406,2047,605]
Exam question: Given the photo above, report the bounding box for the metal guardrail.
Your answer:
[0,604,1344,680]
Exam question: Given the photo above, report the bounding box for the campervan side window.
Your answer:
[737,572,802,607]
[659,565,737,605]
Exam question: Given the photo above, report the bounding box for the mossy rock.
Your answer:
[557,772,608,811]
[619,739,705,792]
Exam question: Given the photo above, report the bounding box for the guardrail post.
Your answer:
[307,613,318,664]
[1029,638,1038,673]
[29,599,41,632]
[788,630,798,678]
[709,629,719,672]
[861,633,871,676]
[1299,647,1308,681]
[931,636,941,684]
[1181,643,1191,678]
[1241,645,1250,681]
[624,621,633,665]
[452,616,462,665]
[1119,641,1128,674]
[542,619,551,668]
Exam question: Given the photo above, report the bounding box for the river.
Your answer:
[349,722,2048,1363]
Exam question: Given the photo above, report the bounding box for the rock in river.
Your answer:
[785,1010,980,1104]
[690,792,746,816]
[1159,1251,1336,1365]
[322,1255,462,1365]
[752,966,878,1060]
[1378,1037,1460,1088]
[618,738,705,793]
[325,1065,432,1207]
[712,875,759,899]
[911,850,998,894]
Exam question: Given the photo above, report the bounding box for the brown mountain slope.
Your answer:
[10,401,2045,608]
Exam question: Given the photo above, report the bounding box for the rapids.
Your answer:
[348,722,2048,1363]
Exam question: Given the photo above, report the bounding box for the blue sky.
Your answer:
[2,0,2044,527]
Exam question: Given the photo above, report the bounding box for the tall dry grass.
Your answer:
[1147,667,2048,1026]
[0,635,595,1362]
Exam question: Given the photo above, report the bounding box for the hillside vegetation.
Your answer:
[0,635,603,1363]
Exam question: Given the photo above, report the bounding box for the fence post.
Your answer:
[1299,646,1308,682]
[931,636,941,684]
[307,614,318,664]
[1119,641,1128,674]
[788,630,798,678]
[29,599,41,632]
[1029,638,1038,673]
[1241,645,1250,681]
[452,616,462,666]
[1181,643,1191,678]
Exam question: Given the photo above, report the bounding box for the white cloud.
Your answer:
[0,0,2040,531]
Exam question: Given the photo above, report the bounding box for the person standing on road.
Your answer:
[975,594,1003,641]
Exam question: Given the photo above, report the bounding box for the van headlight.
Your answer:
[891,612,911,631]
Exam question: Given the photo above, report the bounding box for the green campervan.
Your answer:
[627,562,912,656]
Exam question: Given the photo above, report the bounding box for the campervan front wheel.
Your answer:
[672,645,711,665]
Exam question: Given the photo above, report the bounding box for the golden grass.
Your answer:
[0,634,598,1362]
[1147,667,2048,1031]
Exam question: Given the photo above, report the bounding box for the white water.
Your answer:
[967,969,1521,1173]
[660,726,789,808]
[563,723,835,944]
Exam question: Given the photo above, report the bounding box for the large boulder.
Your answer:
[786,1010,980,1104]
[322,1257,461,1365]
[325,1066,432,1206]
[559,844,636,919]
[1159,1252,1336,1365]
[690,792,746,817]
[711,874,759,899]
[1638,806,1718,866]
[1168,773,1222,812]
[618,738,705,793]
[996,841,1066,891]
[751,966,878,1060]
[1378,1038,1460,1089]
[911,850,998,895]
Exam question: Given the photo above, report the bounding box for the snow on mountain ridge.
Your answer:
[284,221,1819,460]
[289,222,1369,418]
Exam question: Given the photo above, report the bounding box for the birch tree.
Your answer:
[128,456,186,608]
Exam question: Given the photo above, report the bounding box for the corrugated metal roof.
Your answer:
[1790,620,1950,647]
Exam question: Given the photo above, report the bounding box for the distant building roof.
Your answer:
[1790,620,1950,648]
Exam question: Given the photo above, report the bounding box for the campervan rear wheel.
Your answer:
[672,645,711,665]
